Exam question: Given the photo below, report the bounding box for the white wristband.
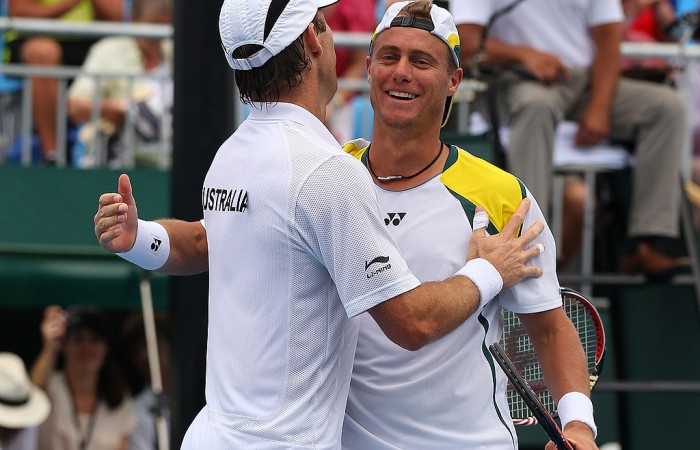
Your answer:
[456,258,503,310]
[117,219,170,270]
[557,391,597,438]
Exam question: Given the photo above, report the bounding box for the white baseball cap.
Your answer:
[220,0,340,71]
[0,353,50,429]
[371,1,461,127]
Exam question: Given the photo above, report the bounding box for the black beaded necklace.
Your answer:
[366,140,444,181]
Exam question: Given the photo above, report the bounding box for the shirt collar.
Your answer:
[247,102,340,148]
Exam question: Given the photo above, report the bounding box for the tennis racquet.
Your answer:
[489,342,574,450]
[497,287,606,425]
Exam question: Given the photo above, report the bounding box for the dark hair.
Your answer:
[63,306,128,410]
[233,11,328,105]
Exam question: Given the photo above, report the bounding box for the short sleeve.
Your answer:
[295,155,420,318]
[498,186,562,313]
[448,0,493,26]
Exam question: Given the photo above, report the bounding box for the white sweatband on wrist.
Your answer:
[557,391,597,438]
[456,258,503,310]
[117,219,170,270]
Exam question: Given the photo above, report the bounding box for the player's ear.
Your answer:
[304,23,323,58]
[448,67,463,96]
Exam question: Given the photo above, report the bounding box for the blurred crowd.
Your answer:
[1,0,172,167]
[0,305,170,450]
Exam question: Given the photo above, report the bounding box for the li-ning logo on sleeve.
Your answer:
[202,186,248,212]
[365,256,392,279]
[151,238,161,251]
[384,213,406,226]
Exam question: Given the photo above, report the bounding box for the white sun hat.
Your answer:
[220,0,340,70]
[0,353,50,429]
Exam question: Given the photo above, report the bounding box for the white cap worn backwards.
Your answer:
[220,0,340,71]
[372,0,461,67]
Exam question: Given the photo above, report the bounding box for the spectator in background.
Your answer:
[622,0,678,82]
[0,352,50,450]
[453,0,690,277]
[31,305,136,450]
[7,0,124,164]
[121,311,170,450]
[325,0,376,143]
[67,0,172,168]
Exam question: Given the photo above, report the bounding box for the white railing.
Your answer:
[0,20,172,167]
[1,21,699,172]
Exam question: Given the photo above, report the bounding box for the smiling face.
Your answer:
[368,25,461,131]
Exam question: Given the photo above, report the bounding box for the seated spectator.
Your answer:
[67,0,173,168]
[7,0,124,164]
[0,352,50,450]
[121,311,171,450]
[622,0,678,82]
[452,0,690,277]
[31,305,136,450]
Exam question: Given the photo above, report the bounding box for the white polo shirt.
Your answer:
[185,102,420,449]
[449,0,624,68]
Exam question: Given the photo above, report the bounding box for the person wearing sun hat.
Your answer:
[341,1,596,448]
[92,0,547,447]
[0,352,50,450]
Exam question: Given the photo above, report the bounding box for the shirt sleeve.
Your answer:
[497,186,562,313]
[448,0,493,26]
[589,0,624,27]
[295,155,421,318]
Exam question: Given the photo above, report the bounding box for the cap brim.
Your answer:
[320,0,340,7]
[0,386,50,429]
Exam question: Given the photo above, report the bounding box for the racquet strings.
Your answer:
[501,293,598,421]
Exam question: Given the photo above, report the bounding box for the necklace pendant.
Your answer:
[376,175,404,181]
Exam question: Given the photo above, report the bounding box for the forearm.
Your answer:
[157,219,208,275]
[30,346,58,389]
[483,38,534,66]
[521,310,590,402]
[369,269,488,351]
[588,24,623,115]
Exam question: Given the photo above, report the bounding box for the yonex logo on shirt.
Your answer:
[384,213,406,226]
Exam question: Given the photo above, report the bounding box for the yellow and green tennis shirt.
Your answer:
[342,138,561,449]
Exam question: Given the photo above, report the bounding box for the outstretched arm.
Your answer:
[95,174,208,275]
